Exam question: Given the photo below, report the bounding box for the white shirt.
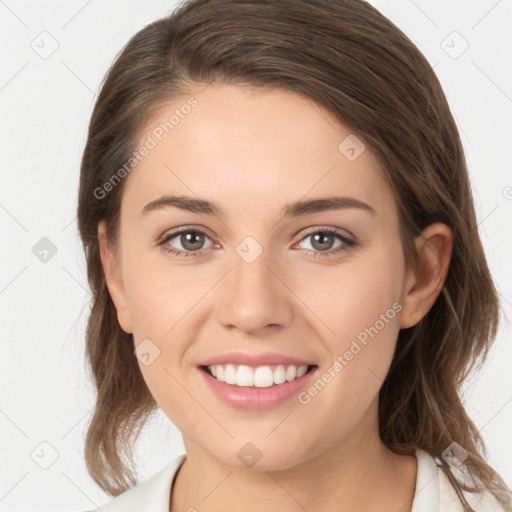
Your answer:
[84,449,506,511]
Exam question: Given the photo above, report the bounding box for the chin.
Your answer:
[208,438,313,472]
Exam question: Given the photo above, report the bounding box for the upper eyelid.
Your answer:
[159,225,216,244]
[295,225,355,240]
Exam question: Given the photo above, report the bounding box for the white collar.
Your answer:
[97,454,186,512]
[411,448,441,511]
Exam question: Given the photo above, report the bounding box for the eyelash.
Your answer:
[158,226,357,259]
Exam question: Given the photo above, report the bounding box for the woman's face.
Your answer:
[101,83,420,470]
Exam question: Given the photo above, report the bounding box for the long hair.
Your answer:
[77,1,511,509]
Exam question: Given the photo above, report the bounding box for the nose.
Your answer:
[216,243,294,335]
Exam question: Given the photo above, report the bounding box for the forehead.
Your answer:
[122,84,394,223]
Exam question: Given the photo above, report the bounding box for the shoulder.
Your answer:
[82,454,186,512]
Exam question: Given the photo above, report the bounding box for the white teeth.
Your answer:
[296,365,308,378]
[206,363,310,387]
[274,365,286,384]
[253,366,274,387]
[224,364,236,384]
[236,365,254,386]
[286,365,297,381]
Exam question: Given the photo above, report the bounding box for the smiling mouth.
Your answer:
[200,364,317,388]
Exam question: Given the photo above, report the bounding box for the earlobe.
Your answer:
[399,223,453,329]
[97,220,134,334]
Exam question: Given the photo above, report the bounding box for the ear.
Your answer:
[97,220,133,333]
[399,222,453,329]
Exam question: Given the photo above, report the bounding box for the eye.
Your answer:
[158,226,357,258]
[158,227,215,257]
[293,227,357,258]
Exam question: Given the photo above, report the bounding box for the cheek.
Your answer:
[291,246,404,410]
[122,247,203,338]
[334,268,402,356]
[120,250,208,419]
[295,245,403,353]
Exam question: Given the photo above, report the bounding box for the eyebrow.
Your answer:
[141,194,376,218]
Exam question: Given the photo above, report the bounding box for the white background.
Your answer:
[1,1,511,511]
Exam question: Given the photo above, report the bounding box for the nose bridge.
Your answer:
[215,235,293,333]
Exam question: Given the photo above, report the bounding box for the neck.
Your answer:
[169,407,417,512]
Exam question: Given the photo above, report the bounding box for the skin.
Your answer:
[98,84,453,512]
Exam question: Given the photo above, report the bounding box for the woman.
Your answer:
[76,0,512,510]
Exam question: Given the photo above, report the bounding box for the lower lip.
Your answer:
[198,366,317,410]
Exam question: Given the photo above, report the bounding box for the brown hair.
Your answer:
[77,0,512,509]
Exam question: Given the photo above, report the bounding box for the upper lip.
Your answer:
[199,351,316,367]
